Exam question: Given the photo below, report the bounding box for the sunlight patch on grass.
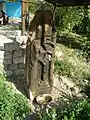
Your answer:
[54,44,90,88]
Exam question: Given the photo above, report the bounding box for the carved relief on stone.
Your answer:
[26,10,56,100]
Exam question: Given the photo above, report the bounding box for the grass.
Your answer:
[55,32,90,89]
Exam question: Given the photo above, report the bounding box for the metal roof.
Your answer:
[45,0,90,5]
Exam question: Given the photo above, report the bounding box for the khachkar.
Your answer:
[26,10,56,102]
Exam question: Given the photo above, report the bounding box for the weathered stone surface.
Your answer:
[5,70,12,76]
[4,42,20,52]
[0,51,12,60]
[13,50,22,58]
[13,57,24,64]
[11,64,18,70]
[14,75,26,80]
[15,36,28,44]
[18,63,25,69]
[15,30,21,36]
[13,69,25,76]
[3,59,12,65]
[4,52,12,59]
[4,64,18,70]
[0,34,13,45]
[0,30,16,37]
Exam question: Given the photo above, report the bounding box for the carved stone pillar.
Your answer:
[26,10,56,102]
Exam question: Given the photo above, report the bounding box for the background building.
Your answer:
[0,0,21,18]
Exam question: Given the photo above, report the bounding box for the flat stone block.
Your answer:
[4,51,12,59]
[13,69,25,76]
[15,30,21,36]
[18,63,25,69]
[4,64,18,70]
[3,59,12,65]
[0,51,12,60]
[6,30,16,37]
[11,64,18,70]
[14,75,26,80]
[4,42,20,52]
[15,36,28,44]
[13,50,22,58]
[13,57,24,64]
[5,70,12,76]
[0,34,13,47]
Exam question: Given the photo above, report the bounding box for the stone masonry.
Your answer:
[0,30,28,94]
[4,42,25,78]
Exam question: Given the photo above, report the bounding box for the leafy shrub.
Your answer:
[38,100,90,120]
[14,94,31,120]
[0,74,31,120]
[55,6,84,32]
[59,100,90,120]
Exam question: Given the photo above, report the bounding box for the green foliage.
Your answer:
[54,57,75,78]
[38,108,57,120]
[0,74,31,120]
[59,100,90,120]
[38,100,90,120]
[55,7,84,32]
[74,16,90,35]
[28,0,38,13]
[73,6,90,36]
[28,0,90,36]
[14,25,21,30]
[28,0,53,13]
[81,38,90,62]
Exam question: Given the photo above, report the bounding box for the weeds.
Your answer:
[54,44,90,87]
[0,74,31,120]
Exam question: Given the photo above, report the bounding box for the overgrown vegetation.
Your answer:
[0,73,31,120]
[38,99,90,120]
[54,43,90,88]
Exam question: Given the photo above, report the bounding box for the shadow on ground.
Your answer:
[57,36,82,49]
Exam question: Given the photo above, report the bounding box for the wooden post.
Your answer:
[21,0,26,35]
[26,11,56,102]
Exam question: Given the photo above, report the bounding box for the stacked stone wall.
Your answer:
[0,30,27,94]
[4,42,25,79]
